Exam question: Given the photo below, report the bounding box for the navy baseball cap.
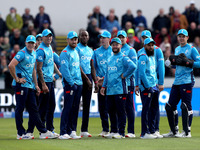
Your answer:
[117,30,127,37]
[26,35,36,43]
[98,31,111,38]
[177,29,188,36]
[42,29,53,37]
[43,20,49,24]
[144,38,156,45]
[67,31,78,39]
[110,37,122,45]
[141,30,151,38]
[36,33,43,39]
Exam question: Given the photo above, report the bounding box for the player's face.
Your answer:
[177,34,189,46]
[43,34,52,45]
[80,31,89,45]
[100,37,110,46]
[36,37,42,47]
[118,35,127,45]
[26,42,36,51]
[141,36,148,43]
[68,37,78,48]
[145,42,154,56]
[111,42,121,54]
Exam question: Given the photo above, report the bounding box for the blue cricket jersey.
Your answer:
[12,47,36,89]
[36,42,54,82]
[59,45,82,87]
[121,43,137,86]
[76,43,93,74]
[102,52,136,95]
[92,45,113,78]
[174,43,200,85]
[137,50,157,91]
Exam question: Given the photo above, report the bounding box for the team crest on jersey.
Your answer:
[185,49,189,55]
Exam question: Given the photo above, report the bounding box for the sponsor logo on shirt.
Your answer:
[141,61,145,65]
[26,63,35,68]
[48,58,53,63]
[100,60,106,65]
[108,66,117,71]
[16,55,20,59]
[72,62,79,66]
[99,54,103,57]
[61,60,65,64]
[38,56,43,60]
[81,56,91,60]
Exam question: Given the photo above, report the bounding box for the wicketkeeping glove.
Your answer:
[176,53,194,68]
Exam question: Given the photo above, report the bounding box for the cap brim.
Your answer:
[43,33,53,37]
[177,33,188,36]
[26,40,36,43]
[68,36,78,39]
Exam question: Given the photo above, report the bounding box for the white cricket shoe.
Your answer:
[39,130,57,139]
[51,131,59,138]
[25,133,34,139]
[125,133,136,138]
[153,131,163,138]
[17,134,33,140]
[80,132,92,137]
[104,132,116,139]
[175,131,192,138]
[163,131,179,138]
[59,134,72,140]
[141,133,157,139]
[112,133,125,139]
[98,131,110,137]
[70,131,81,139]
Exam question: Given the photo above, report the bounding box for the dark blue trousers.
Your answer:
[98,89,109,132]
[140,88,159,136]
[107,94,126,136]
[38,81,56,131]
[60,83,82,135]
[14,86,47,136]
[126,86,135,134]
[168,83,193,126]
[81,74,92,132]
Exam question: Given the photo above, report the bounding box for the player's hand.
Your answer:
[135,86,140,96]
[59,73,62,78]
[159,85,164,92]
[94,83,99,93]
[19,77,26,84]
[35,86,41,96]
[100,87,105,96]
[42,83,49,94]
[98,77,104,87]
[53,77,56,82]
[86,79,93,90]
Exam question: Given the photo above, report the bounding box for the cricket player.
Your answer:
[36,29,61,137]
[100,37,136,138]
[8,35,57,139]
[59,31,83,139]
[135,30,165,138]
[76,30,95,137]
[117,30,137,138]
[91,30,112,137]
[164,29,200,138]
[137,38,163,139]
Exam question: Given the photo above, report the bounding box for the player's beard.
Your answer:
[146,49,154,56]
[113,48,120,54]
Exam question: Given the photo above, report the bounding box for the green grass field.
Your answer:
[0,117,200,150]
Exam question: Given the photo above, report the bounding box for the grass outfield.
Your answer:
[0,117,200,150]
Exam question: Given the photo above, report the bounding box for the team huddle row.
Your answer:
[8,27,200,140]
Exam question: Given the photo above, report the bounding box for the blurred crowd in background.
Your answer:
[1,0,200,89]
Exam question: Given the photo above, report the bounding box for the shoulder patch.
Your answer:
[94,49,97,51]
[155,47,159,49]
[53,51,55,53]
[138,49,142,52]
[21,50,25,53]
[63,50,67,52]
[130,47,133,49]
[141,54,146,56]
[191,46,194,48]
[39,48,44,50]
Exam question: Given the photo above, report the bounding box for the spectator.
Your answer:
[154,27,171,47]
[106,8,118,21]
[192,36,200,52]
[134,9,147,28]
[22,8,34,29]
[90,6,106,29]
[121,9,135,29]
[111,27,118,39]
[6,7,23,33]
[127,28,141,51]
[22,22,37,38]
[124,21,133,33]
[35,6,51,29]
[87,18,100,49]
[167,6,175,18]
[170,9,188,34]
[159,37,171,52]
[38,20,55,37]
[136,23,145,41]
[105,13,120,33]
[188,22,200,43]
[152,8,171,35]
[0,13,7,37]
[10,44,20,60]
[183,0,199,25]
[9,29,25,49]
[0,37,10,53]
[170,29,179,53]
